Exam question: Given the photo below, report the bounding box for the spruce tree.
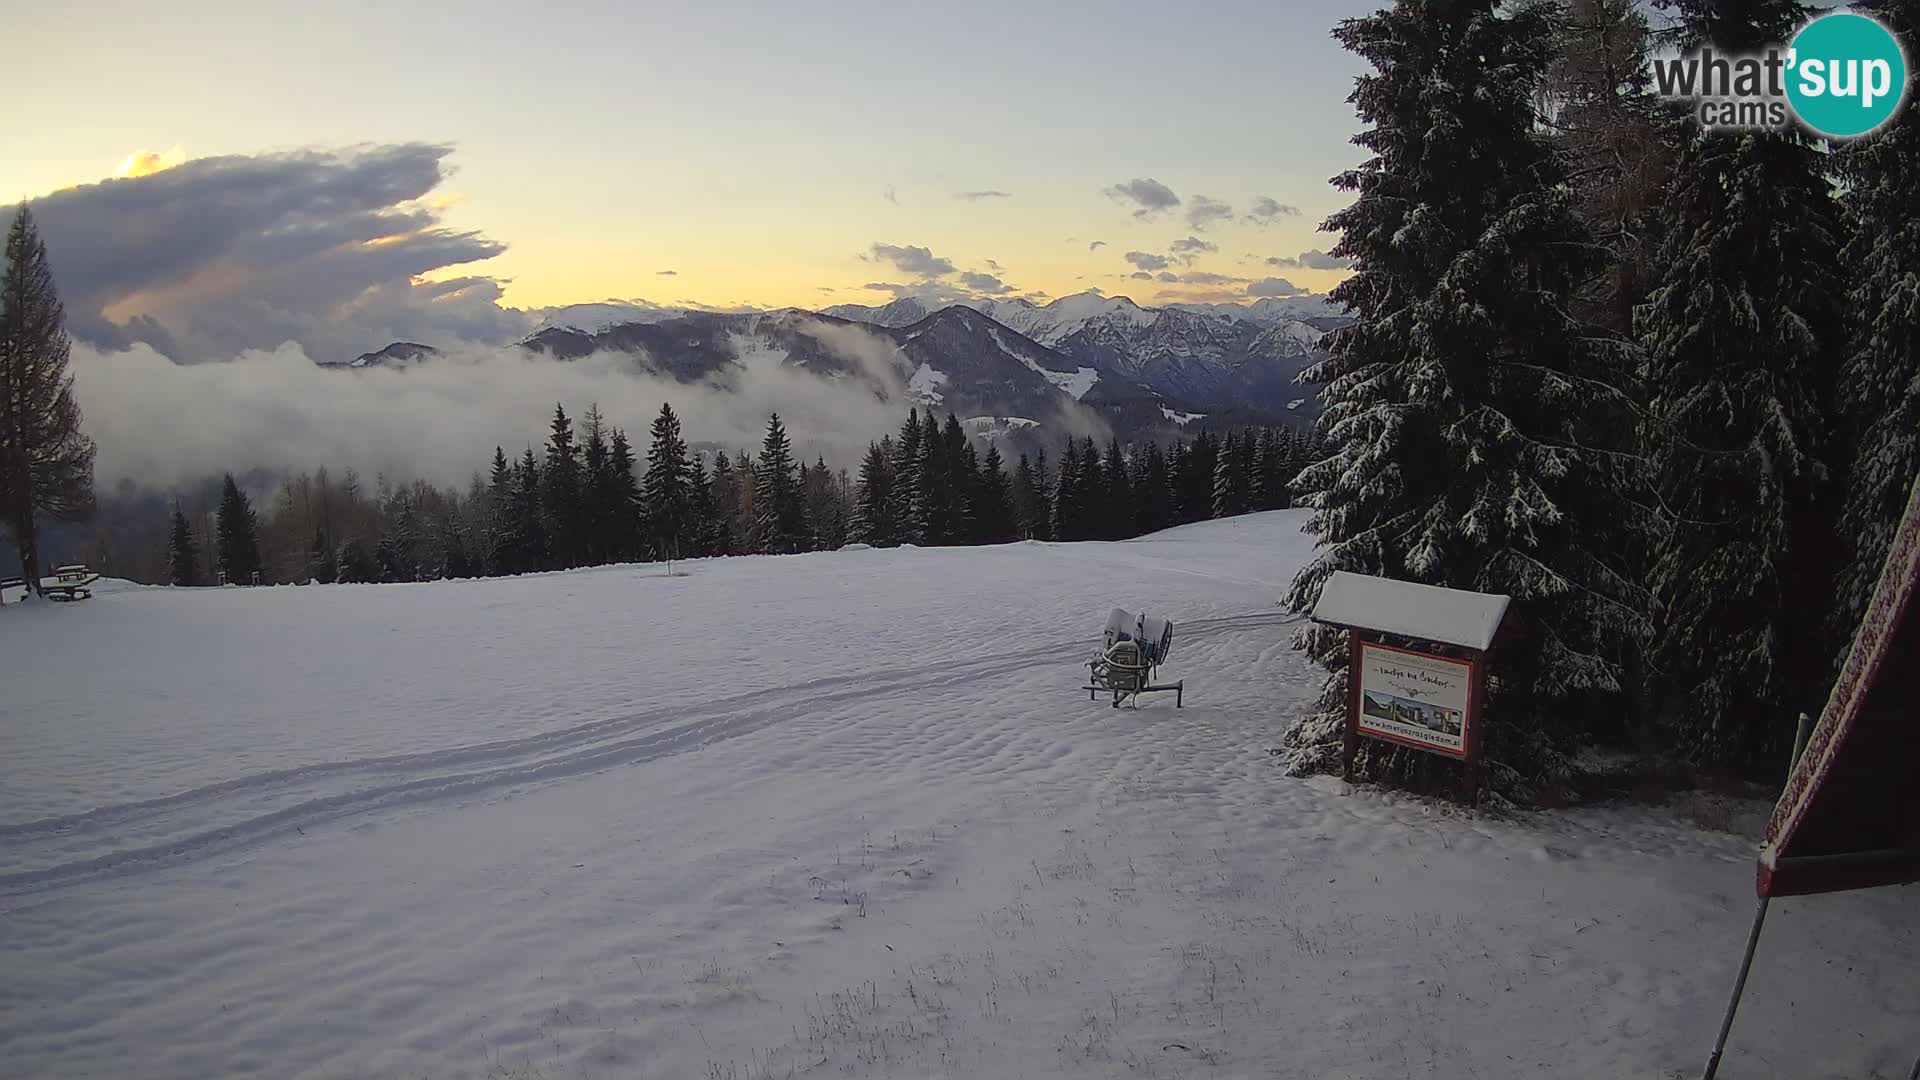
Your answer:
[643,402,693,562]
[706,448,739,557]
[687,453,713,557]
[889,410,924,545]
[1,205,96,591]
[608,429,643,561]
[1102,438,1130,539]
[215,473,262,584]
[581,405,613,565]
[911,416,946,545]
[1830,0,1920,658]
[1136,440,1172,534]
[853,441,896,545]
[542,404,583,568]
[753,413,805,553]
[976,443,1013,544]
[166,505,200,586]
[336,537,378,584]
[1029,449,1053,541]
[1212,432,1246,519]
[516,446,547,570]
[1010,453,1039,540]
[1051,441,1081,541]
[1639,0,1848,769]
[1284,0,1651,796]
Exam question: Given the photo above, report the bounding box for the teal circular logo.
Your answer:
[1786,12,1909,138]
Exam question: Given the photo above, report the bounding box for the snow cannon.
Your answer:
[1085,608,1183,709]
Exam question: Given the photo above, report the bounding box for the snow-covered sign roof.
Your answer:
[1309,571,1510,652]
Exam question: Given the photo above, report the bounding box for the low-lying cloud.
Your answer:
[74,329,913,495]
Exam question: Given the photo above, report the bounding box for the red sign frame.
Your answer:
[1345,636,1487,768]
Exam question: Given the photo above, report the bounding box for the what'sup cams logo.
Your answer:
[1651,10,1911,138]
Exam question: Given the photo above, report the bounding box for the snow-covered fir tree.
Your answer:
[1638,0,1849,770]
[890,410,924,545]
[853,442,895,546]
[752,413,805,554]
[166,504,199,586]
[215,473,262,584]
[643,402,693,562]
[1830,0,1920,660]
[1284,0,1651,798]
[541,405,583,569]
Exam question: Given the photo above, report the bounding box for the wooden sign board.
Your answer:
[1349,639,1480,761]
[1309,571,1505,787]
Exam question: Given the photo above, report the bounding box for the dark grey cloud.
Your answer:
[868,243,956,278]
[27,143,523,363]
[1155,272,1179,283]
[1104,178,1181,219]
[1088,240,1107,251]
[1246,196,1302,223]
[984,258,1004,272]
[1168,236,1218,257]
[954,190,1012,201]
[1131,271,1155,281]
[1185,195,1235,231]
[1176,271,1244,285]
[1125,251,1173,272]
[960,271,1013,295]
[657,269,678,276]
[1267,248,1354,270]
[1247,276,1306,297]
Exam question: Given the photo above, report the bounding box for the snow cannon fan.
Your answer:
[1085,608,1183,709]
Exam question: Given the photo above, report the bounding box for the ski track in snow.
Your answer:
[2,511,1915,1080]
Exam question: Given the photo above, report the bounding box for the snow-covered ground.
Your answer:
[1,512,1913,1079]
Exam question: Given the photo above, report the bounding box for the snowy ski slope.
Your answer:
[1,511,1913,1079]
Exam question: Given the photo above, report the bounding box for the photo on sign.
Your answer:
[1361,692,1463,736]
[1355,643,1472,757]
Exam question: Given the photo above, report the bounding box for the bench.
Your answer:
[43,565,100,602]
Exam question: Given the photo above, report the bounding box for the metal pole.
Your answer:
[1791,711,1814,772]
[1700,896,1771,1080]
[1700,711,1815,1080]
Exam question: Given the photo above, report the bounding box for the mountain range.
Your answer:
[330,291,1348,444]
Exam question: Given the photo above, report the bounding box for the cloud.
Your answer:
[868,243,956,278]
[1168,235,1219,265]
[984,258,1004,272]
[1175,271,1244,285]
[1125,251,1173,272]
[117,146,186,178]
[960,271,1013,295]
[1088,240,1107,251]
[1267,249,1354,270]
[70,322,917,494]
[1155,272,1179,283]
[1130,272,1155,280]
[1247,277,1306,297]
[1103,177,1180,219]
[954,190,1012,201]
[1154,287,1246,304]
[656,269,678,276]
[1245,196,1301,223]
[883,185,898,205]
[27,143,525,364]
[1185,195,1235,231]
